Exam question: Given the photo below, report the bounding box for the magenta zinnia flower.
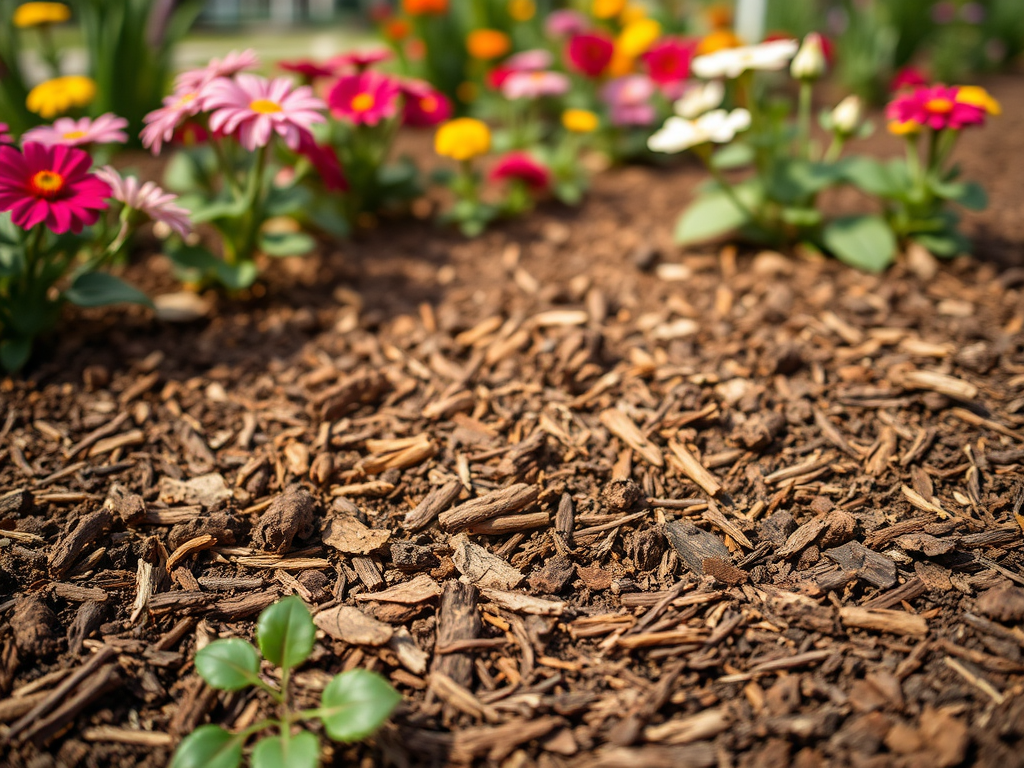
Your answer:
[22,113,129,148]
[642,38,698,86]
[0,143,110,234]
[400,80,452,127]
[329,48,392,72]
[141,89,204,155]
[886,85,985,131]
[296,131,348,192]
[566,33,615,78]
[501,70,571,100]
[328,71,401,126]
[175,49,260,92]
[891,66,928,92]
[602,75,657,126]
[545,9,588,38]
[95,166,192,239]
[204,74,326,152]
[278,58,338,83]
[490,152,550,191]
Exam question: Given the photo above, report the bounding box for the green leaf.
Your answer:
[170,725,243,768]
[841,156,899,197]
[768,159,843,203]
[710,142,755,170]
[194,639,261,691]
[215,261,260,291]
[251,731,319,768]
[914,232,968,258]
[930,179,987,211]
[319,670,401,743]
[264,185,313,218]
[780,207,823,228]
[64,273,153,308]
[821,215,897,273]
[188,197,249,224]
[674,186,758,246]
[258,231,317,258]
[256,596,315,672]
[0,338,32,373]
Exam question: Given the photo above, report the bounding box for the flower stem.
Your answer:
[797,80,813,160]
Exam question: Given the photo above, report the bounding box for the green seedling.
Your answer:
[171,596,401,768]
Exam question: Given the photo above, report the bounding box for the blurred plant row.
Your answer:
[0,0,1011,373]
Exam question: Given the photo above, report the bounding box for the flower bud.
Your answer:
[831,95,862,134]
[791,32,826,80]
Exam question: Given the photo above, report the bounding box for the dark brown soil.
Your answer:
[1,75,1023,768]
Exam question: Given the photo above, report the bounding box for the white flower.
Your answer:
[691,39,799,80]
[648,108,752,153]
[674,81,725,119]
[791,33,826,80]
[831,95,863,134]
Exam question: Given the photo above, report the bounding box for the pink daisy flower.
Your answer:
[0,143,110,234]
[886,84,985,131]
[329,48,392,72]
[0,123,12,144]
[95,166,192,239]
[545,9,588,38]
[642,38,698,86]
[327,71,401,126]
[602,75,657,126]
[501,70,571,100]
[141,89,204,155]
[175,49,260,93]
[203,74,326,152]
[505,49,554,72]
[400,80,452,127]
[489,152,550,191]
[22,113,129,148]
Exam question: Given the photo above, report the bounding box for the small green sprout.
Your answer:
[171,596,401,768]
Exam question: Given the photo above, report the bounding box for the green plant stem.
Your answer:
[36,26,62,77]
[279,666,291,751]
[823,134,846,163]
[697,148,762,228]
[797,80,813,160]
[232,144,269,268]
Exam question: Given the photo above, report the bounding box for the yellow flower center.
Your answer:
[249,98,283,114]
[30,169,64,197]
[925,98,954,114]
[176,93,197,108]
[420,95,438,113]
[351,93,376,113]
[62,130,87,140]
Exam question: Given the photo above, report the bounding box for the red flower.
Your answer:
[0,143,110,234]
[490,152,550,190]
[400,80,452,127]
[566,33,615,78]
[327,71,401,126]
[642,37,698,85]
[329,49,392,72]
[487,66,515,90]
[297,131,348,192]
[892,66,928,91]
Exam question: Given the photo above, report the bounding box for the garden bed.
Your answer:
[1,73,1023,768]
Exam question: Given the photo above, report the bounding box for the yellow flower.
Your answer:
[508,0,535,22]
[436,118,491,161]
[616,18,661,58]
[26,75,96,119]
[619,3,647,24]
[955,85,1001,116]
[706,3,734,30]
[466,29,511,60]
[562,109,599,133]
[607,49,635,77]
[592,0,626,20]
[13,1,70,27]
[888,118,921,136]
[697,29,743,55]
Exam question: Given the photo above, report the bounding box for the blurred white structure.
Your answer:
[735,0,767,43]
[201,0,355,24]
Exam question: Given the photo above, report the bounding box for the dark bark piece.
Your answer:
[601,479,644,512]
[314,370,388,421]
[48,508,113,578]
[0,488,32,516]
[976,586,1024,624]
[168,511,237,550]
[12,595,61,658]
[403,480,462,531]
[664,521,731,576]
[252,486,315,553]
[103,483,146,526]
[438,483,539,532]
[759,510,796,547]
[777,517,829,559]
[529,555,575,594]
[824,541,897,589]
[433,580,480,689]
[896,532,954,557]
[352,556,385,590]
[67,601,108,656]
[704,557,749,586]
[391,541,440,572]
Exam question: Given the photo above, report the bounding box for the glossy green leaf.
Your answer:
[264,185,313,218]
[258,231,317,258]
[931,179,987,211]
[0,338,32,373]
[841,156,899,197]
[251,731,320,768]
[63,273,153,308]
[821,215,897,273]
[319,670,401,743]
[170,725,243,768]
[256,596,315,672]
[913,232,968,258]
[780,207,823,228]
[674,186,757,245]
[194,639,261,691]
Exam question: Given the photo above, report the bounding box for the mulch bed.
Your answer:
[2,74,1024,768]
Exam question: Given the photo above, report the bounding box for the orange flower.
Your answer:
[403,0,447,15]
[706,4,733,30]
[467,29,511,60]
[383,18,412,41]
[697,29,743,55]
